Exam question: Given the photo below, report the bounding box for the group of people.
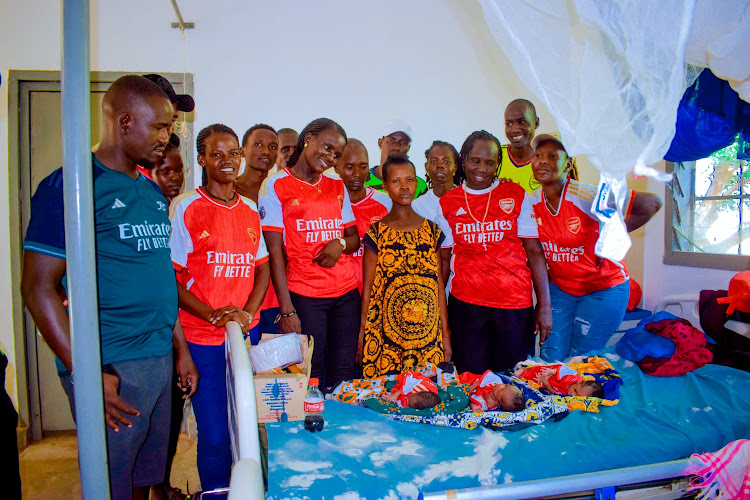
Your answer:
[20,74,662,498]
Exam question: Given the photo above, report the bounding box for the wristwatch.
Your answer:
[336,237,347,250]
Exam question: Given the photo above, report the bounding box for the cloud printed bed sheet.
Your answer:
[265,350,750,499]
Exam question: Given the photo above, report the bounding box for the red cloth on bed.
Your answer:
[519,364,583,395]
[391,371,438,407]
[637,318,713,376]
[458,370,510,410]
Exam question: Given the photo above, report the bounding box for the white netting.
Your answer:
[684,0,750,103]
[479,0,695,181]
[478,0,750,260]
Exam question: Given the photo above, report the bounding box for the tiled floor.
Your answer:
[19,431,201,499]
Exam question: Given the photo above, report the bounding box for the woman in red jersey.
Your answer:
[528,134,662,362]
[437,130,552,374]
[259,118,361,392]
[169,123,270,492]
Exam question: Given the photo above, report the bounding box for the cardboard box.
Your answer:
[249,333,313,423]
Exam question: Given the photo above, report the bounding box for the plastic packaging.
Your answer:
[249,333,303,374]
[303,377,325,433]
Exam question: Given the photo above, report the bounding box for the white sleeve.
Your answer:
[169,200,193,268]
[412,194,428,219]
[256,228,269,262]
[258,177,283,230]
[480,372,505,387]
[436,210,454,248]
[517,192,539,238]
[378,193,393,211]
[341,188,356,226]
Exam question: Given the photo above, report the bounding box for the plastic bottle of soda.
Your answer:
[303,377,325,432]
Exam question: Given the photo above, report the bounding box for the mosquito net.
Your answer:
[479,0,750,260]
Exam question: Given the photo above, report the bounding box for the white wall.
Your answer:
[0,0,561,409]
[0,0,735,411]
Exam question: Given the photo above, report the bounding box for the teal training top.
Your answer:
[23,154,178,372]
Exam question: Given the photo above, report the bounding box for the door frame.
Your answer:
[8,70,194,443]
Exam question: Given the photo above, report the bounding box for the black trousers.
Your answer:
[1,351,22,499]
[291,289,361,391]
[448,294,534,373]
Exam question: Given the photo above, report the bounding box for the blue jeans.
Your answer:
[258,307,281,336]
[541,281,629,362]
[188,342,231,493]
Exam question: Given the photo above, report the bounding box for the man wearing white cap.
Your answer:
[365,119,428,198]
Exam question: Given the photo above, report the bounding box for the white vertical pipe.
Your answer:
[225,321,264,498]
[61,0,111,497]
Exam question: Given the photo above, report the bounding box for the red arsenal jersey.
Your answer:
[527,179,630,296]
[259,168,358,298]
[350,187,391,292]
[438,181,538,309]
[170,187,269,345]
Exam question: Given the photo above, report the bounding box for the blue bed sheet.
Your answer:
[265,350,750,499]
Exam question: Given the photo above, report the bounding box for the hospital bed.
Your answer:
[223,296,750,499]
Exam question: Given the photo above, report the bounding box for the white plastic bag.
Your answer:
[249,333,304,374]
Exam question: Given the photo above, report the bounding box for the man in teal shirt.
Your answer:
[21,75,198,500]
[365,119,428,198]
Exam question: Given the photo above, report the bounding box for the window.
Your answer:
[665,134,750,271]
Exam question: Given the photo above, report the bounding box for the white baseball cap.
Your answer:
[381,119,412,141]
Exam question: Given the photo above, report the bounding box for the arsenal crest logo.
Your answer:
[566,217,581,234]
[247,228,257,242]
[338,195,344,208]
[499,198,514,214]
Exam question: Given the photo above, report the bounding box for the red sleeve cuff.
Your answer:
[262,225,284,233]
[624,190,637,218]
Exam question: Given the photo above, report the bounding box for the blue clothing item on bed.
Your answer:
[265,347,750,500]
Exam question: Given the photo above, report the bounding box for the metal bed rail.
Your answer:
[224,321,264,499]
[420,459,691,499]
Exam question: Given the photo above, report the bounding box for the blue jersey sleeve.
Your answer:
[23,168,66,259]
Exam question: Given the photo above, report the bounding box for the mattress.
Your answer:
[265,348,750,499]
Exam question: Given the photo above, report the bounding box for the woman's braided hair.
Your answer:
[286,118,347,168]
[196,123,238,186]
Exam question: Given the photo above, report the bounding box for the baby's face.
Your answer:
[489,384,521,410]
[568,383,594,397]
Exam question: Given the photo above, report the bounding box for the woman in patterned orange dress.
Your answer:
[358,153,451,378]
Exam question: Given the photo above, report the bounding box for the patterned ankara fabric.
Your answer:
[329,362,571,430]
[361,219,445,378]
[516,356,622,412]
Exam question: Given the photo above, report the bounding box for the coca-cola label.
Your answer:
[304,400,324,413]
